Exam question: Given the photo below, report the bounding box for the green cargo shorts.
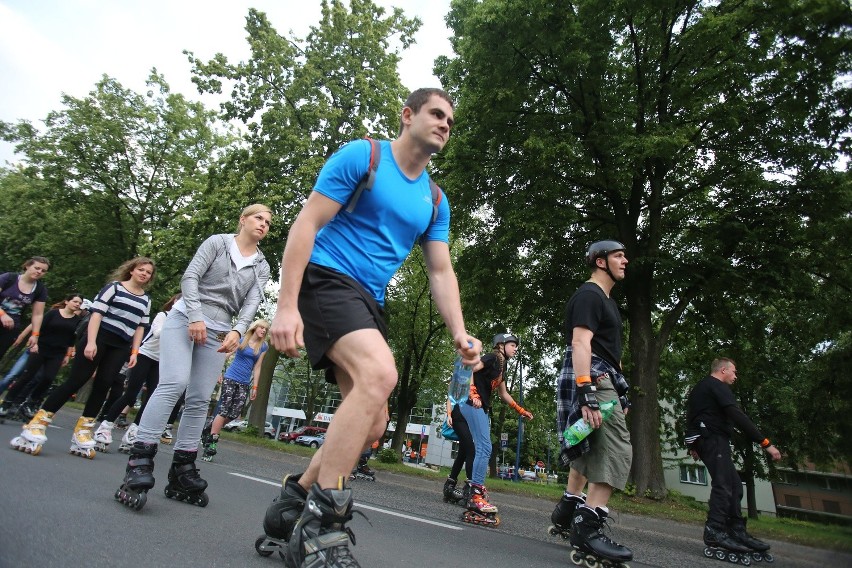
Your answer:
[570,376,632,490]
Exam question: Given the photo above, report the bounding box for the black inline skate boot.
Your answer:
[349,458,375,481]
[703,523,754,565]
[255,473,309,559]
[728,519,773,563]
[164,449,209,507]
[285,482,362,568]
[442,477,464,503]
[114,412,129,429]
[569,506,633,567]
[115,441,157,511]
[548,492,586,539]
[201,433,218,462]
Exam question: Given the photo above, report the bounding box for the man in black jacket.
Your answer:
[686,357,781,554]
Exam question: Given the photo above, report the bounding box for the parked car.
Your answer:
[223,419,275,438]
[295,433,325,448]
[279,425,327,443]
[222,419,248,432]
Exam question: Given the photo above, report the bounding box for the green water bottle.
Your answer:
[563,399,618,446]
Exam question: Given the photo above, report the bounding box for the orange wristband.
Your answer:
[760,438,770,448]
[32,332,40,337]
[576,374,592,386]
[0,309,6,316]
[131,349,139,355]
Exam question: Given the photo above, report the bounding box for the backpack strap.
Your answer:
[345,137,442,228]
[344,138,380,214]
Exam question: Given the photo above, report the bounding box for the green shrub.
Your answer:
[377,448,400,463]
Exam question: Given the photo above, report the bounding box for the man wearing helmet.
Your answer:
[550,240,633,565]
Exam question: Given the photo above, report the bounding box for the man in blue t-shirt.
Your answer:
[264,88,481,567]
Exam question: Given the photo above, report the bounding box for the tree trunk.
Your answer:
[249,346,281,433]
[626,269,667,499]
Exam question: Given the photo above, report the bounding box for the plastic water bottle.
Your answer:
[563,399,618,446]
[447,356,473,406]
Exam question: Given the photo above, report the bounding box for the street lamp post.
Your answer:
[513,357,524,482]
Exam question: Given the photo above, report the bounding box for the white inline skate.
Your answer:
[10,409,53,455]
[69,416,97,459]
[118,423,138,453]
[94,420,114,452]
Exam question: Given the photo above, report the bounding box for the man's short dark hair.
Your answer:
[399,88,454,134]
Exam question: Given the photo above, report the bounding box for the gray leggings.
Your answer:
[137,309,228,451]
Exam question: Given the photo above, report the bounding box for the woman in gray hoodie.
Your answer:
[115,204,272,511]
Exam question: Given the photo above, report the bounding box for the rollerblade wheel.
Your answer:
[740,555,752,566]
[570,550,584,565]
[582,555,599,568]
[254,535,274,557]
[704,547,714,558]
[715,550,726,561]
[763,553,774,563]
[727,551,739,563]
[195,493,209,507]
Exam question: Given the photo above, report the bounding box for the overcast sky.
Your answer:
[0,0,454,164]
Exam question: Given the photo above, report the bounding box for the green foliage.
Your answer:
[377,447,400,463]
[186,0,420,231]
[0,73,231,304]
[438,0,852,496]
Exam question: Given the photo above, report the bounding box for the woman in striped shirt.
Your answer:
[13,257,154,458]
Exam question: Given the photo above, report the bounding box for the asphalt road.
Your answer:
[0,409,845,568]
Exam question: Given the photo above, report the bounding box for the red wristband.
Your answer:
[760,438,770,448]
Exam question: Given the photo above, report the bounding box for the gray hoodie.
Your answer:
[181,234,271,337]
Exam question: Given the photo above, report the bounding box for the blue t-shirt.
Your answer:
[224,342,268,385]
[310,139,451,305]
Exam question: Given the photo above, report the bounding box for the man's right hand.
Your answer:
[581,405,603,429]
[766,445,781,461]
[269,306,304,358]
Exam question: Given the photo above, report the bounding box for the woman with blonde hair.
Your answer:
[201,318,269,461]
[13,258,154,457]
[115,204,271,511]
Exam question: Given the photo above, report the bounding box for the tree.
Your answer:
[186,1,420,231]
[0,73,230,303]
[437,0,851,497]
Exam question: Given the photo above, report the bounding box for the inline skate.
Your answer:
[548,492,586,539]
[69,416,97,459]
[118,423,138,453]
[164,449,209,506]
[349,457,375,481]
[570,506,633,568]
[114,412,129,429]
[0,400,9,423]
[94,420,114,452]
[201,433,218,462]
[115,441,157,511]
[255,473,308,559]
[10,409,53,455]
[729,519,774,563]
[284,481,362,568]
[703,523,757,565]
[461,482,500,527]
[160,425,173,445]
[442,477,467,505]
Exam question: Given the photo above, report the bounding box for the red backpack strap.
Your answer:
[429,180,442,225]
[344,138,381,214]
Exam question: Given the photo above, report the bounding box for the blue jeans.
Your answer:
[137,310,228,451]
[459,402,492,485]
[0,350,29,395]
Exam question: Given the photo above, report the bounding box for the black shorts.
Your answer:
[299,263,388,384]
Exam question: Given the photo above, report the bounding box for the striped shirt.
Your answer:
[90,282,151,342]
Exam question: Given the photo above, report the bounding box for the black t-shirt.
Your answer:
[564,282,623,369]
[686,375,738,438]
[470,353,503,410]
[38,308,82,355]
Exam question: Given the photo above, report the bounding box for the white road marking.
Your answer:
[228,472,464,531]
